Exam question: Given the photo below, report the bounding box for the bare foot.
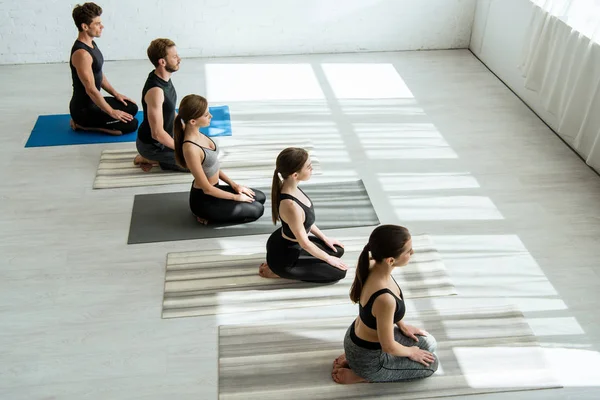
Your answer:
[332,353,349,370]
[196,217,208,225]
[69,119,80,131]
[139,163,155,172]
[133,154,157,166]
[331,367,366,384]
[69,120,122,135]
[258,263,280,279]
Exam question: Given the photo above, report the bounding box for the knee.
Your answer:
[240,201,264,222]
[253,189,266,204]
[329,267,347,283]
[334,245,345,257]
[420,334,437,354]
[127,101,139,115]
[249,202,265,220]
[426,354,439,375]
[122,118,139,134]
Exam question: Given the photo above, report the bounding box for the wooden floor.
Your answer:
[1,49,600,399]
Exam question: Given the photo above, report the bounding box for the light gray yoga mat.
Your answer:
[163,235,456,318]
[218,305,560,399]
[128,180,379,245]
[93,140,321,189]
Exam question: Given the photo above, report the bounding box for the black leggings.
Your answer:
[189,183,266,223]
[266,228,346,283]
[70,97,139,134]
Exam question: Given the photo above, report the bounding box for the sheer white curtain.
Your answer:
[520,0,600,171]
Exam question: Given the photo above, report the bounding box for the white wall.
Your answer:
[0,0,477,65]
[470,0,560,129]
[471,0,600,171]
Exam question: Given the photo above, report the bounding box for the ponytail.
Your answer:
[271,169,282,224]
[271,147,309,224]
[173,114,187,169]
[349,244,371,303]
[349,225,412,303]
[173,94,208,169]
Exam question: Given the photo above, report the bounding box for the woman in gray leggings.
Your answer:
[331,225,438,384]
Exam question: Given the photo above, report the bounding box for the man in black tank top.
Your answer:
[69,3,138,135]
[134,38,187,172]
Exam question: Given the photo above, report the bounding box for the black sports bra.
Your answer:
[279,188,315,239]
[359,276,405,330]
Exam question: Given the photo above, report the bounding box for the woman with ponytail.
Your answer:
[173,94,266,224]
[332,225,438,384]
[258,147,347,283]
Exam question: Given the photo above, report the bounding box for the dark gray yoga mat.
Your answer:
[127,180,380,244]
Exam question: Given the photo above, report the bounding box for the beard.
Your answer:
[165,62,180,73]
[87,28,102,38]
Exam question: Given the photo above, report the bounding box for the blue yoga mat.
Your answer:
[25,105,232,148]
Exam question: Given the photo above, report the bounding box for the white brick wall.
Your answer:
[0,0,476,65]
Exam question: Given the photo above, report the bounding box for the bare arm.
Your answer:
[396,319,429,342]
[374,295,435,366]
[145,87,174,149]
[184,145,249,201]
[375,295,414,357]
[280,201,346,269]
[219,169,256,199]
[309,225,328,241]
[100,73,118,97]
[310,222,344,252]
[101,73,136,106]
[218,169,235,187]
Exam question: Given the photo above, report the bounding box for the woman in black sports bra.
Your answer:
[258,147,348,283]
[332,225,438,384]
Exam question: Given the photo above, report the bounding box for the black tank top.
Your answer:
[137,71,177,144]
[69,40,103,110]
[359,276,405,330]
[280,188,315,239]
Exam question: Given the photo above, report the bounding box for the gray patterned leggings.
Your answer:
[343,322,438,382]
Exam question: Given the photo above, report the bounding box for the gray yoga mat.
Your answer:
[127,180,379,244]
[219,305,561,399]
[162,235,456,319]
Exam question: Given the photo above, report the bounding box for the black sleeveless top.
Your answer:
[137,71,177,144]
[280,188,315,239]
[69,40,103,110]
[359,276,405,330]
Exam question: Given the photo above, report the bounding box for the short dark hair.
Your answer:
[147,38,176,67]
[72,3,102,32]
